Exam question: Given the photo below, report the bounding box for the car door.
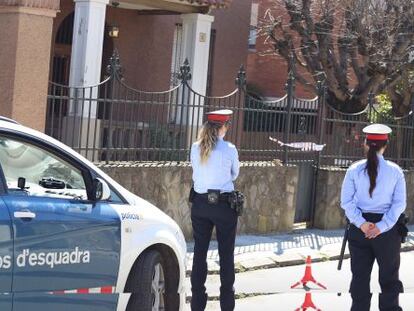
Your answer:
[0,133,122,301]
[0,178,13,311]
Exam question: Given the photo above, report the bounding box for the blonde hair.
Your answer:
[198,122,222,164]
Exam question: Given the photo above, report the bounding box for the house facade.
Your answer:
[0,0,251,132]
[247,0,314,99]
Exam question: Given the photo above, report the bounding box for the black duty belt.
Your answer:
[361,212,383,223]
[189,188,245,216]
[194,191,231,204]
[356,212,409,243]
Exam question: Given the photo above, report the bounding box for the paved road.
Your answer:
[186,226,414,274]
[185,251,414,310]
[201,293,414,311]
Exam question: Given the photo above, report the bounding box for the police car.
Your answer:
[0,117,186,311]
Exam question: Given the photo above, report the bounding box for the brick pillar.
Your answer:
[0,0,59,132]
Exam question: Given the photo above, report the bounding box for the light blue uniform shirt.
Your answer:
[340,155,406,233]
[191,137,240,194]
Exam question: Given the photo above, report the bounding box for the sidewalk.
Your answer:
[186,225,414,275]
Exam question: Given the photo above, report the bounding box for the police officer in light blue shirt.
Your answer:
[341,124,406,311]
[190,109,239,311]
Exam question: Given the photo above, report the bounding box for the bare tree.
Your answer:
[261,0,414,115]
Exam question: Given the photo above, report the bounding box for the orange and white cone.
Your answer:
[294,293,321,311]
[291,256,327,290]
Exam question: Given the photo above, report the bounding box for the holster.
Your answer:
[207,189,221,205]
[189,187,195,204]
[228,191,245,216]
[397,213,409,243]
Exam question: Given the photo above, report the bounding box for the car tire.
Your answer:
[126,250,167,311]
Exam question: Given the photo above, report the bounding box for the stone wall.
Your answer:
[313,168,347,230]
[101,162,298,239]
[314,168,414,230]
[101,162,414,238]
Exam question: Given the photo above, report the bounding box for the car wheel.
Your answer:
[126,250,167,311]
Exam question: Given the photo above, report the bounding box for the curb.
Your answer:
[185,292,276,303]
[186,244,414,276]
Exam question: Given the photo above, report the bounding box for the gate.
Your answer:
[283,73,322,224]
[295,163,316,223]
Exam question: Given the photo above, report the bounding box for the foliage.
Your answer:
[370,94,395,124]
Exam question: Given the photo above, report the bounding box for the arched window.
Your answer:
[51,12,74,84]
[51,12,113,84]
[56,12,74,45]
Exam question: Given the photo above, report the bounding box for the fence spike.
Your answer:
[316,73,326,96]
[179,58,192,82]
[106,49,123,78]
[236,64,247,89]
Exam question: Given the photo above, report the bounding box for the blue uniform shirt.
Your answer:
[191,137,240,194]
[340,155,406,233]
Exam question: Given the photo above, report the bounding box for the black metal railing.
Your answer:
[46,51,414,169]
[320,103,414,168]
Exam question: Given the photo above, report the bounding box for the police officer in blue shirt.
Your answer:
[190,109,240,311]
[341,124,406,311]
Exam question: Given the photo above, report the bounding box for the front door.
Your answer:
[0,134,121,300]
[0,195,13,311]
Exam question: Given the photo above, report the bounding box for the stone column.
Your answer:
[180,14,214,148]
[181,14,214,96]
[64,0,108,159]
[68,0,109,116]
[0,0,59,132]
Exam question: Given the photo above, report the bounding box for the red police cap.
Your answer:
[206,109,233,124]
[362,124,392,141]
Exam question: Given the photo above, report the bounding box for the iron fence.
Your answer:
[46,51,414,169]
[320,102,414,168]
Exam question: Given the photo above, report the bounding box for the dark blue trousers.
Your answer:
[348,213,403,311]
[190,194,238,311]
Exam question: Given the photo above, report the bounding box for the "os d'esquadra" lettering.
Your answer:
[0,247,91,269]
[0,255,11,269]
[17,247,91,269]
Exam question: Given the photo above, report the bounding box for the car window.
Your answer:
[107,186,124,204]
[0,136,87,200]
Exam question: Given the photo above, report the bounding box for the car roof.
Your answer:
[0,120,68,150]
[0,116,19,125]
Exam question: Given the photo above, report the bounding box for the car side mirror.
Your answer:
[92,178,111,202]
[18,177,26,190]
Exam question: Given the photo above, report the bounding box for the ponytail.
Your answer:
[365,139,387,197]
[198,122,221,164]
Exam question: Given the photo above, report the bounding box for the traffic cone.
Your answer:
[294,293,321,311]
[291,256,327,290]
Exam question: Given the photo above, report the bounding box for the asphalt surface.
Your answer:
[185,251,414,310]
[186,226,414,274]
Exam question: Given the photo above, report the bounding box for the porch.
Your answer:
[0,0,233,132]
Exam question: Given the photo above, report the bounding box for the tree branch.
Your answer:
[260,0,414,114]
